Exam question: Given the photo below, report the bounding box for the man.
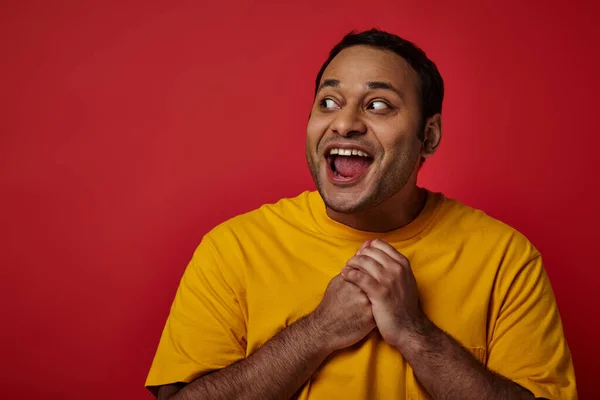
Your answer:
[146,29,576,399]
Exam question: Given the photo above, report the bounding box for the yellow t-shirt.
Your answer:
[146,190,577,399]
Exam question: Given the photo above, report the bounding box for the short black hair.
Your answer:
[315,29,444,136]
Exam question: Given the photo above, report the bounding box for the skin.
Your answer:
[342,239,536,399]
[155,46,537,399]
[155,275,375,400]
[305,45,441,232]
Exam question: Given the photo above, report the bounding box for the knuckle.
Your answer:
[379,285,391,297]
[348,255,359,264]
[389,266,402,279]
[361,247,374,257]
[382,277,395,288]
[346,268,359,280]
[358,295,370,307]
[357,255,370,264]
[398,256,410,267]
[351,268,364,280]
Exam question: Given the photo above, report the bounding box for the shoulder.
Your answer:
[436,194,540,261]
[188,191,314,285]
[203,190,314,246]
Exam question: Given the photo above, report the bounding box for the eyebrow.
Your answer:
[317,79,340,92]
[366,81,404,98]
[317,79,403,98]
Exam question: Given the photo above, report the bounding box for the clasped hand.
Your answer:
[341,239,427,349]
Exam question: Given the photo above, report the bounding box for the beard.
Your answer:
[305,135,422,215]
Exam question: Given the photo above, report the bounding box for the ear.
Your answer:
[421,114,442,159]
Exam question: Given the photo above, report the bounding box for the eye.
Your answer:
[319,98,340,110]
[367,100,390,111]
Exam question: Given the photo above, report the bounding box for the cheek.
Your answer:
[306,115,330,148]
[373,125,421,160]
[370,123,405,149]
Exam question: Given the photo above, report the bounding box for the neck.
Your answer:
[326,184,427,233]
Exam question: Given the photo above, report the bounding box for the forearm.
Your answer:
[397,320,534,400]
[165,315,330,400]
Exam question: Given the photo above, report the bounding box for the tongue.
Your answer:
[333,156,371,178]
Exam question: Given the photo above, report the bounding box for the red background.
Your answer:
[1,1,599,399]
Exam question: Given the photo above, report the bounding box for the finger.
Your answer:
[356,240,371,254]
[369,239,409,266]
[346,254,385,282]
[358,246,396,270]
[341,267,380,299]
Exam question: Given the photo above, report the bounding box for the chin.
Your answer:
[319,182,374,214]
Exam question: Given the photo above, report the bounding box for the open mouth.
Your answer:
[325,147,374,183]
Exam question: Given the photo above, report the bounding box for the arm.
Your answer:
[342,239,539,399]
[158,314,328,400]
[153,271,375,400]
[396,319,535,399]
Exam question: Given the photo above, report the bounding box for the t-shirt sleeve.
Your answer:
[145,235,247,394]
[487,254,577,399]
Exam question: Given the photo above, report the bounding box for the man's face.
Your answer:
[306,45,424,214]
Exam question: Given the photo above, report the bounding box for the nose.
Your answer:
[331,106,367,138]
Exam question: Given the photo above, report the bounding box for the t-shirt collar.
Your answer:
[307,189,443,242]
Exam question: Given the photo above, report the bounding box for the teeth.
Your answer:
[329,148,370,157]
